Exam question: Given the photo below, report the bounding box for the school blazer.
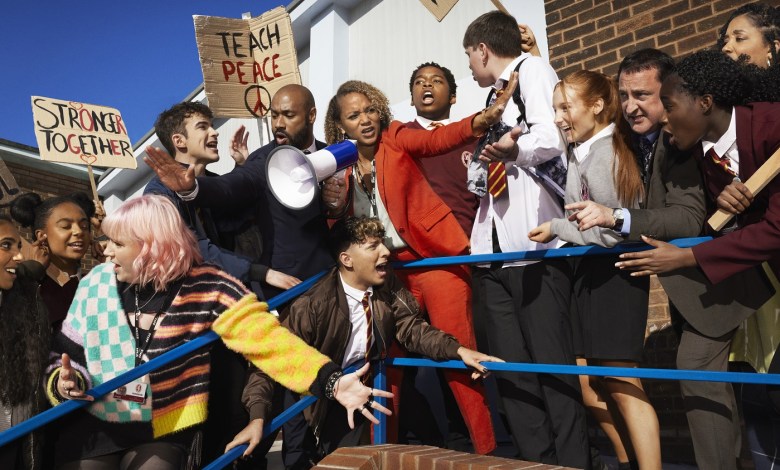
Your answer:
[628,131,771,337]
[692,102,780,285]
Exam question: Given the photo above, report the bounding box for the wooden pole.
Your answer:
[491,0,509,14]
[708,146,780,231]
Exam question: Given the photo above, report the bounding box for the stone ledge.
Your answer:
[313,444,579,469]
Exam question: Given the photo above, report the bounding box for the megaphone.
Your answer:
[266,140,358,210]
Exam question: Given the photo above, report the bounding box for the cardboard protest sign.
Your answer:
[419,0,459,22]
[194,7,301,118]
[31,96,136,169]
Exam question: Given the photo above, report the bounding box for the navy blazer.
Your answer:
[190,140,334,298]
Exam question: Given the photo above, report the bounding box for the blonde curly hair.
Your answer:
[324,80,393,144]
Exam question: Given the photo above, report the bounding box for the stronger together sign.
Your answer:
[194,7,301,118]
[31,96,136,169]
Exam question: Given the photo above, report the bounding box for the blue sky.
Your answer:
[1,1,286,148]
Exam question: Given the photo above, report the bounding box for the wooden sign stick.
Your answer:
[708,146,780,231]
[491,0,509,14]
[86,164,100,205]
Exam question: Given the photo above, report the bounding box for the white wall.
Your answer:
[99,0,549,206]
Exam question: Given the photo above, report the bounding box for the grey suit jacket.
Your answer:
[628,133,772,337]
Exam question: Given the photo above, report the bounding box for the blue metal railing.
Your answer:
[6,236,779,469]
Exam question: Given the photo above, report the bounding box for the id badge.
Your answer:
[113,380,148,403]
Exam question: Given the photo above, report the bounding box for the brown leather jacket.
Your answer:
[241,267,461,435]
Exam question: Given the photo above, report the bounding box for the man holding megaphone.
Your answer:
[145,84,334,301]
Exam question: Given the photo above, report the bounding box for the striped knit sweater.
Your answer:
[46,262,335,438]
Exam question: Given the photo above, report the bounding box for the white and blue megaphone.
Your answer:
[266,140,358,210]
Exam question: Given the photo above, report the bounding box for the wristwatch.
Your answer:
[612,208,624,231]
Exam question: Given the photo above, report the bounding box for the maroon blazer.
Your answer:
[692,102,780,284]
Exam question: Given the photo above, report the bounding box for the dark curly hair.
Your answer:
[154,101,214,156]
[324,81,393,145]
[328,216,386,261]
[0,216,49,406]
[717,2,780,66]
[10,191,96,233]
[670,50,752,108]
[408,62,457,97]
[743,61,780,101]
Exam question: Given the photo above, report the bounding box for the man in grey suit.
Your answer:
[566,49,771,469]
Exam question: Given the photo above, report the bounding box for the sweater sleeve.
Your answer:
[551,137,625,248]
[551,217,623,248]
[211,293,337,398]
[44,274,93,405]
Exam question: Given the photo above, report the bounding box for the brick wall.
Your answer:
[3,160,100,271]
[314,444,576,469]
[542,0,780,466]
[544,0,780,79]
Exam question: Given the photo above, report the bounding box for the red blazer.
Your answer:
[692,103,780,283]
[343,116,478,259]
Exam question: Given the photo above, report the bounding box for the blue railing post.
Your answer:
[373,360,387,444]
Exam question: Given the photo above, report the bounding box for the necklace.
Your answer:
[134,286,156,313]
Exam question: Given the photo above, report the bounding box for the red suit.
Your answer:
[340,115,496,454]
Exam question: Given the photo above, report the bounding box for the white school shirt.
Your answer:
[470,53,566,267]
[702,107,739,176]
[340,274,374,368]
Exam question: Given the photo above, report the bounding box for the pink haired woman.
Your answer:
[44,195,389,470]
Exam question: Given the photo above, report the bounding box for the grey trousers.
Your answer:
[676,323,741,470]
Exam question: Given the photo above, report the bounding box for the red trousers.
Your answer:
[388,249,496,454]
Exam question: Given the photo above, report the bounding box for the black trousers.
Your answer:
[474,260,589,469]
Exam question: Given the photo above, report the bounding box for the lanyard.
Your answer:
[354,160,378,217]
[124,285,177,367]
[130,310,164,366]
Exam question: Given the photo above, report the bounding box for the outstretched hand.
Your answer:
[230,125,250,166]
[57,353,93,401]
[334,363,394,429]
[143,146,197,193]
[457,347,504,380]
[615,235,697,276]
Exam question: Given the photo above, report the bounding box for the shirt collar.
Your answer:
[572,123,615,162]
[641,129,660,145]
[303,142,317,154]
[493,54,528,91]
[702,107,736,157]
[339,273,373,303]
[416,116,451,128]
